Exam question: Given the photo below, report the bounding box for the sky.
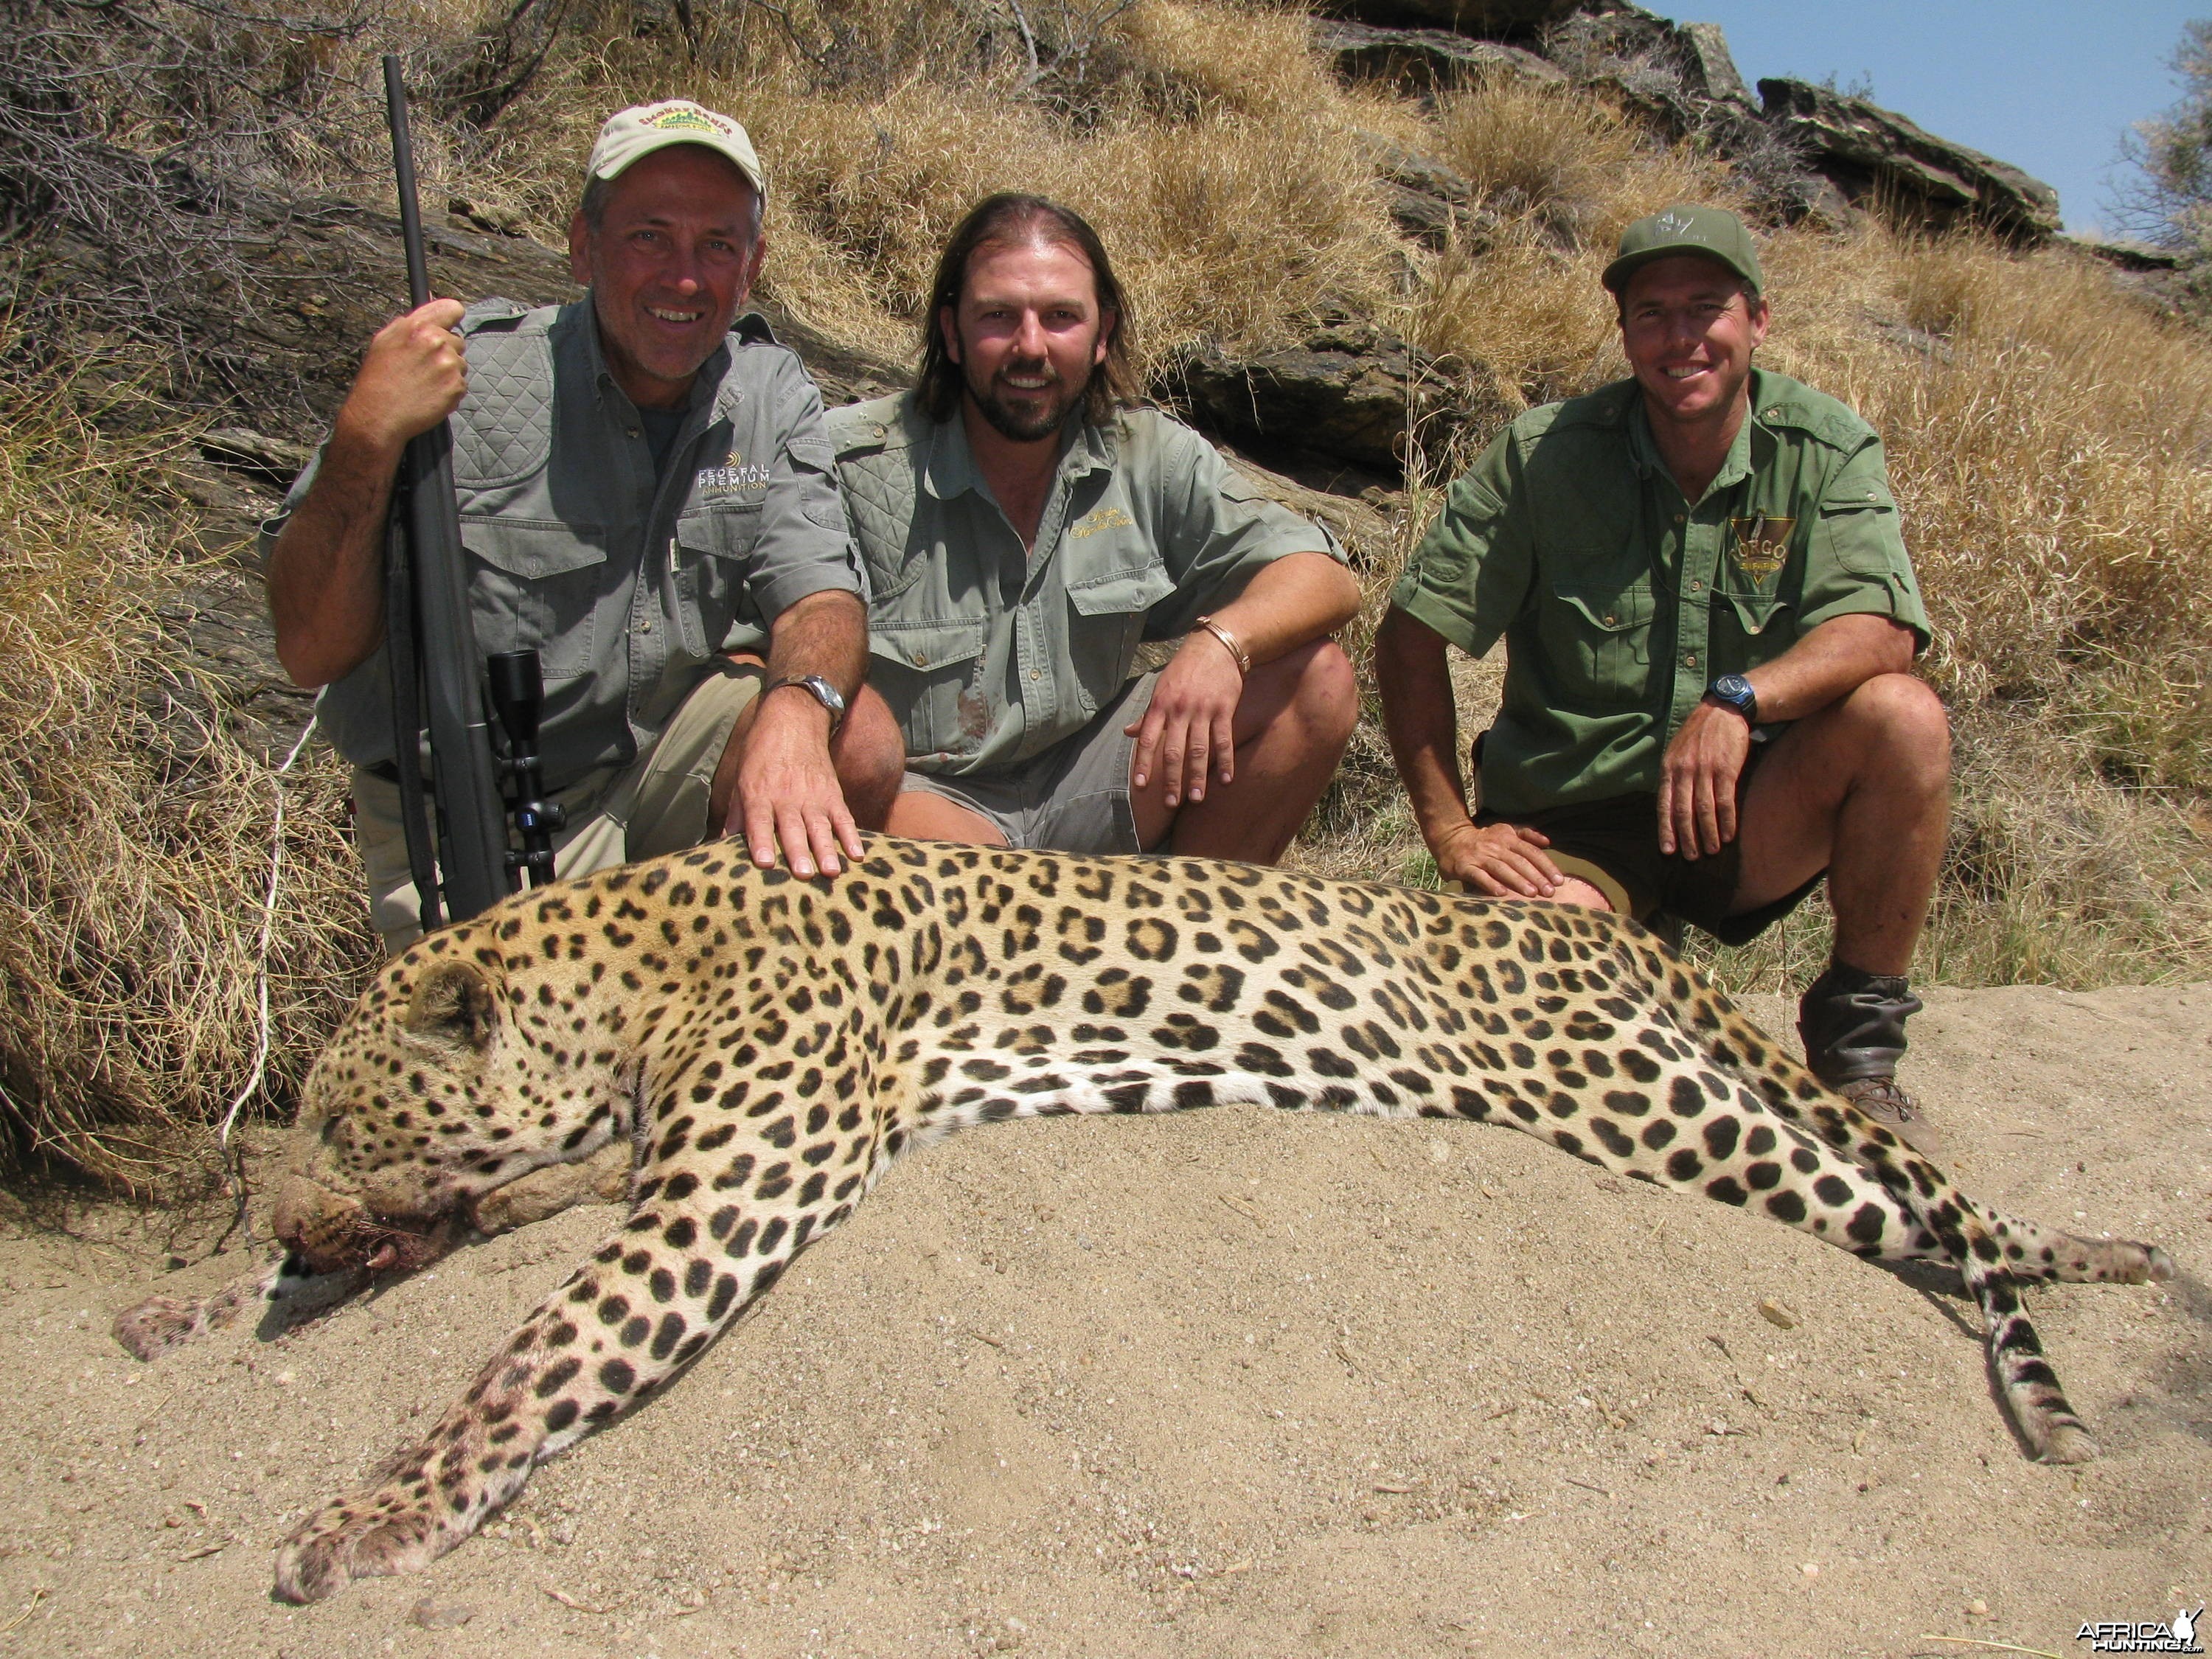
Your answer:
[1673,1,2205,236]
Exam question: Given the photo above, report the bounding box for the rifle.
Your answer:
[380,55,559,925]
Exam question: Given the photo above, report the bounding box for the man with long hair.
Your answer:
[830,194,1359,861]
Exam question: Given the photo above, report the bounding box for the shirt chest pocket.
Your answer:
[672,504,765,659]
[1065,558,1177,717]
[1540,577,1655,705]
[461,518,608,681]
[869,613,993,760]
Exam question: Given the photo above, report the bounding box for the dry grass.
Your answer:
[0,350,372,1186]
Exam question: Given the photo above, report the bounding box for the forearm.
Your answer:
[1375,608,1477,849]
[1745,613,1916,723]
[1205,552,1360,665]
[265,414,408,688]
[758,590,868,699]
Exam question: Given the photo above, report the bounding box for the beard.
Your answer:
[963,355,1094,443]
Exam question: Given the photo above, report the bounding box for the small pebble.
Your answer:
[1968,1599,1990,1617]
[1801,1562,1820,1579]
[1758,1297,1799,1331]
[408,1596,476,1630]
[1427,1138,1450,1164]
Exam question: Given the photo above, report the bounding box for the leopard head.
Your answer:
[273,928,633,1274]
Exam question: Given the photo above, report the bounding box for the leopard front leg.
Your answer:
[273,1141,872,1603]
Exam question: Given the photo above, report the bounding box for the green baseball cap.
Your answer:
[1601,204,1762,296]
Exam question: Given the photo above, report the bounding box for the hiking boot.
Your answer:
[1834,1074,1944,1161]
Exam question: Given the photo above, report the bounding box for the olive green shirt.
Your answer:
[1391,368,1930,817]
[260,299,863,795]
[830,392,1344,774]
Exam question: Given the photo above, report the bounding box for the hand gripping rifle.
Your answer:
[381,55,561,928]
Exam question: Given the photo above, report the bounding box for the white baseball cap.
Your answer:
[586,100,765,200]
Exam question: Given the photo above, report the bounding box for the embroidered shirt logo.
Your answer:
[1070,507,1133,540]
[1728,514,1795,581]
[698,462,771,495]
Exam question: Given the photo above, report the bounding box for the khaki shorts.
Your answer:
[900,671,1161,854]
[354,660,763,954]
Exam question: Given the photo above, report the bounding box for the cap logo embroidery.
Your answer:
[1728,515,1795,580]
[1655,209,1695,237]
[648,107,726,133]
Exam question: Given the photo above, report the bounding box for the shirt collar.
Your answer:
[922,406,1117,501]
[568,296,730,424]
[1626,372,1764,504]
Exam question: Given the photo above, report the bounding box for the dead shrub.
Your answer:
[0,356,373,1183]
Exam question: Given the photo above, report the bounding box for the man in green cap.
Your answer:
[1376,204,1951,1152]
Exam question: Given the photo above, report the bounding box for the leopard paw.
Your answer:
[271,1492,447,1604]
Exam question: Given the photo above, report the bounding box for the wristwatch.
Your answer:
[762,673,847,736]
[1704,672,1759,725]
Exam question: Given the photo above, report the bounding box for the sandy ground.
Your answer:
[0,982,2205,1659]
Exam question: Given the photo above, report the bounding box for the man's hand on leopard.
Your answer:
[1433,818,1564,899]
[1656,697,1752,859]
[731,689,863,880]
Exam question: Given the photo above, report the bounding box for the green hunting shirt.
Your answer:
[830,392,1344,774]
[260,299,863,795]
[1390,368,1930,817]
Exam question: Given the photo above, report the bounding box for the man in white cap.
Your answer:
[265,100,903,951]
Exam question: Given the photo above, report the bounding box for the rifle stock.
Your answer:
[382,54,512,924]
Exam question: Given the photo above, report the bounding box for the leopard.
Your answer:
[252,834,2171,1604]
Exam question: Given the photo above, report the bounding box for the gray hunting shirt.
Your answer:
[830,392,1343,774]
[261,298,863,793]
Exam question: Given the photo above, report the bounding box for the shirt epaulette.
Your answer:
[1746,370,1876,451]
[827,393,912,460]
[458,297,534,335]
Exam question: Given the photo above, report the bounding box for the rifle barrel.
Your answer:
[381,52,514,923]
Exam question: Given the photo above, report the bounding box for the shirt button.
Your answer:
[1690,579,1703,592]
[1674,513,1686,524]
[627,428,641,439]
[1029,669,1041,681]
[1684,653,1698,667]
[914,651,930,667]
[1603,613,1618,625]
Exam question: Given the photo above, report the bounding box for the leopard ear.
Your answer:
[404,959,500,1054]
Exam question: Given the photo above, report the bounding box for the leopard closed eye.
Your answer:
[227,836,2168,1604]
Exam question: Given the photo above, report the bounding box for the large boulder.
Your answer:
[1168,318,1477,483]
[1758,77,2061,241]
[1312,0,1587,40]
[1314,18,1564,94]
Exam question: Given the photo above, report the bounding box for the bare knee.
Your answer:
[1267,639,1359,752]
[1838,672,1950,782]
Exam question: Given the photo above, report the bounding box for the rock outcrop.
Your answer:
[1314,1,2064,243]
[1315,18,1562,94]
[1314,0,1585,38]
[1759,77,2062,242]
[1170,319,1478,484]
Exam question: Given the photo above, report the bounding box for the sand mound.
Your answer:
[0,983,2205,1657]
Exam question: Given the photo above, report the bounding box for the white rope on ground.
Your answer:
[218,713,317,1153]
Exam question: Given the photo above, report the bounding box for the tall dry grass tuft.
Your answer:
[0,359,372,1185]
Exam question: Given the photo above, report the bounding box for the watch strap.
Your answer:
[762,674,846,736]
